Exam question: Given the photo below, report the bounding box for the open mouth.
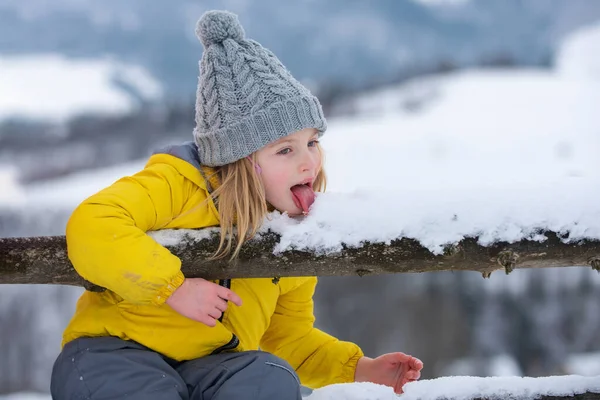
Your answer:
[290,181,315,214]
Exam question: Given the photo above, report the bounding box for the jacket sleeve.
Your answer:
[259,277,364,389]
[66,162,200,306]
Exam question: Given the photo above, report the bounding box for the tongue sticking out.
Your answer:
[290,184,315,214]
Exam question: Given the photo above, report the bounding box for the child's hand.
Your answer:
[355,352,423,394]
[165,278,242,327]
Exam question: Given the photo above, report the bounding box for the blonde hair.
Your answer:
[209,147,326,260]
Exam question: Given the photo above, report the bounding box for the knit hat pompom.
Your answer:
[196,10,245,48]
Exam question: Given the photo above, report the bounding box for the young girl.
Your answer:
[51,10,423,400]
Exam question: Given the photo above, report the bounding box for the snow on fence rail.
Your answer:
[308,377,600,400]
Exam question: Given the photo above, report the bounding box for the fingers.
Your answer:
[393,356,423,395]
[394,375,418,395]
[385,352,411,363]
[214,298,228,312]
[207,307,222,320]
[199,314,217,327]
[410,357,424,371]
[393,380,405,395]
[405,369,421,381]
[217,287,243,306]
[404,357,422,383]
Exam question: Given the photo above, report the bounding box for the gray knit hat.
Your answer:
[193,10,327,166]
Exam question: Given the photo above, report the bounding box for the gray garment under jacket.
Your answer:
[51,336,303,400]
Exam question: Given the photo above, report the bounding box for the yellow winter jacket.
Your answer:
[62,142,363,389]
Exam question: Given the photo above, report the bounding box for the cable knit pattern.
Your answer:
[193,10,327,166]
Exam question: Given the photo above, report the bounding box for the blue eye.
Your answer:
[277,148,291,155]
[308,140,319,147]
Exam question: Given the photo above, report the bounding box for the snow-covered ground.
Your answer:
[1,17,600,400]
[0,54,162,123]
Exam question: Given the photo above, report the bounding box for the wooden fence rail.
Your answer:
[1,230,599,292]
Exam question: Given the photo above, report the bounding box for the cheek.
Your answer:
[263,170,290,199]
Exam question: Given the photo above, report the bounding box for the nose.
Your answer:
[298,147,319,174]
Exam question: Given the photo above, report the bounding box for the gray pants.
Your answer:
[51,336,302,400]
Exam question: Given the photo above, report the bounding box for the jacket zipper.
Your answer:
[211,333,240,355]
[212,279,239,355]
[218,279,231,323]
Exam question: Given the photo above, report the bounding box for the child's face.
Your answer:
[255,128,322,216]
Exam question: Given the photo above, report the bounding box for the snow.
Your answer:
[556,21,600,80]
[112,63,162,98]
[307,375,600,399]
[307,383,396,400]
[0,165,25,206]
[149,227,217,247]
[566,352,600,376]
[22,159,144,208]
[0,54,163,123]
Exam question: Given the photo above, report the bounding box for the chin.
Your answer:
[279,207,298,216]
[270,198,302,216]
[279,205,303,217]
